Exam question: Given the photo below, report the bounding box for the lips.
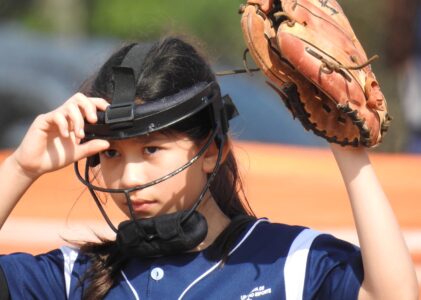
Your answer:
[129,199,158,212]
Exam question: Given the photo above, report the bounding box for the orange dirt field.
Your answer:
[1,141,420,295]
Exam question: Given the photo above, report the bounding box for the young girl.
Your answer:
[0,37,418,300]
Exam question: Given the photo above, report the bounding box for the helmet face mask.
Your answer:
[73,43,238,257]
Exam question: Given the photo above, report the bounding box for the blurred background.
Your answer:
[0,0,421,295]
[0,0,420,152]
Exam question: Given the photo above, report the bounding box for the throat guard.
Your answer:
[117,210,208,257]
[74,43,238,257]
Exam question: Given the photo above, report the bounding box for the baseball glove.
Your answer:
[239,0,391,147]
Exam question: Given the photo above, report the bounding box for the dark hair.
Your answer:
[79,36,255,299]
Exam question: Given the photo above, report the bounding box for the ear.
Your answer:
[202,139,231,173]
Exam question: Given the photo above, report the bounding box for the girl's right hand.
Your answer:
[10,93,110,180]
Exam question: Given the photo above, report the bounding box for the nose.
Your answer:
[120,161,147,189]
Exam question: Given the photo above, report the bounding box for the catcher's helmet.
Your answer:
[74,43,238,257]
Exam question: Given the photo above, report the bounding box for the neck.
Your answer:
[194,192,230,251]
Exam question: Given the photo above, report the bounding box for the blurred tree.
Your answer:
[0,0,34,19]
[22,0,87,37]
[385,0,419,67]
[384,0,421,152]
[339,0,407,152]
[0,0,410,151]
[339,0,386,59]
[86,0,246,65]
[5,1,395,68]
[37,0,87,37]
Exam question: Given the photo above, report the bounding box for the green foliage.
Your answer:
[14,0,390,67]
[339,0,387,59]
[22,10,54,33]
[88,0,246,64]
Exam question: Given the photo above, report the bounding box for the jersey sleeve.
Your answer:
[0,250,67,300]
[0,265,10,300]
[304,234,364,300]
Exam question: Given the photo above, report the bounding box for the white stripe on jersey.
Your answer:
[60,246,80,299]
[178,218,270,300]
[283,228,321,300]
[121,270,140,300]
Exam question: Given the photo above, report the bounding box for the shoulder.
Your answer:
[235,219,363,299]
[0,246,89,273]
[0,246,91,300]
[303,233,363,299]
[245,219,362,272]
[241,218,360,255]
[0,248,67,272]
[226,218,320,270]
[235,218,319,254]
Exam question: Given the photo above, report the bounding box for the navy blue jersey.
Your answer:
[0,219,363,299]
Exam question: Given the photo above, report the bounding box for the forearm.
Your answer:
[330,144,418,300]
[0,95,109,230]
[0,154,37,229]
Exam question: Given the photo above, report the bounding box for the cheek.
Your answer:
[155,160,208,206]
[99,163,122,188]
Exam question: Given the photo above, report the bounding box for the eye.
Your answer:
[144,146,159,155]
[101,149,120,158]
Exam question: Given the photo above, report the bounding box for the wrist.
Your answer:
[329,143,372,177]
[7,152,41,182]
[330,143,368,158]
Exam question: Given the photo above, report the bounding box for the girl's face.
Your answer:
[98,131,212,219]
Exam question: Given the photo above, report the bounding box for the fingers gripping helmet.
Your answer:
[74,43,238,257]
